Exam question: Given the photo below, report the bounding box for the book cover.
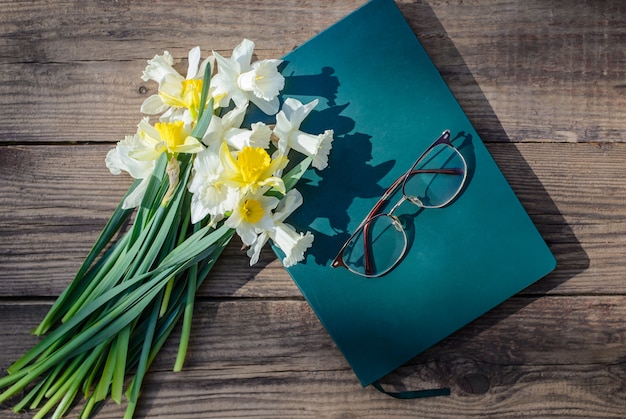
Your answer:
[273,0,557,387]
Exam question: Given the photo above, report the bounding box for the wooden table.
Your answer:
[1,0,625,417]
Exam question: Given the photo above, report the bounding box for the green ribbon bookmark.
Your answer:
[372,381,451,399]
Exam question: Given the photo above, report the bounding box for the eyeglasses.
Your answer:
[331,130,467,278]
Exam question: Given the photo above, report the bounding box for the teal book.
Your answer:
[272,0,557,387]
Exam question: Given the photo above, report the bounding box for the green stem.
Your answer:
[32,344,104,419]
[93,340,117,402]
[124,293,162,419]
[174,262,197,372]
[111,325,130,404]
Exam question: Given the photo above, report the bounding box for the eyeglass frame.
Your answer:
[330,129,468,278]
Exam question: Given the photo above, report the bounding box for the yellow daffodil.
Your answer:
[140,47,213,122]
[217,141,287,194]
[129,118,204,162]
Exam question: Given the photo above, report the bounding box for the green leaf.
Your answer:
[111,326,130,404]
[124,292,162,419]
[284,156,313,192]
[191,62,214,140]
[173,256,198,372]
[266,156,313,199]
[93,342,117,402]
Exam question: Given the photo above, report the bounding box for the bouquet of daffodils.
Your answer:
[0,40,333,419]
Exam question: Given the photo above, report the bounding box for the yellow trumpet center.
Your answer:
[237,146,271,184]
[181,79,203,116]
[155,121,187,152]
[239,198,264,223]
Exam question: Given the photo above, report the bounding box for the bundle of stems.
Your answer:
[0,63,310,418]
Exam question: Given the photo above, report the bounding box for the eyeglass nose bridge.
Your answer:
[389,215,404,232]
[387,193,423,218]
[407,195,423,207]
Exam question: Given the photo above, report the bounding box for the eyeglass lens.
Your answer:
[404,143,466,208]
[341,214,407,277]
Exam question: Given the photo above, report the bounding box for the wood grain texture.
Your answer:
[1,0,624,143]
[1,0,626,417]
[2,297,626,418]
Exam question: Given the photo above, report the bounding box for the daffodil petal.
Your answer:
[202,115,225,147]
[218,141,239,175]
[138,118,161,143]
[273,189,304,223]
[186,46,201,80]
[232,39,254,71]
[212,50,239,81]
[119,151,154,179]
[259,176,286,195]
[273,111,293,155]
[246,231,269,266]
[170,136,204,154]
[105,148,124,175]
[282,98,318,128]
[122,177,151,209]
[248,94,280,115]
[232,90,251,109]
[271,224,314,267]
[225,123,271,150]
[141,51,176,83]
[141,94,169,115]
[190,193,211,224]
[222,105,248,129]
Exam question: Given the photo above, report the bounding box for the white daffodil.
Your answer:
[188,148,237,224]
[105,135,156,209]
[246,189,314,267]
[273,98,334,170]
[226,191,279,246]
[140,47,213,123]
[224,122,272,151]
[129,118,204,162]
[211,39,284,115]
[201,105,250,150]
[203,105,271,152]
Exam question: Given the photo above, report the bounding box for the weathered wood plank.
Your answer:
[0,0,365,62]
[2,296,626,417]
[1,142,623,296]
[411,0,626,143]
[0,1,624,143]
